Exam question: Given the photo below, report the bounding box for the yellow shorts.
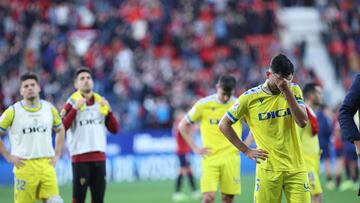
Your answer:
[201,153,241,195]
[254,167,311,203]
[13,158,59,203]
[303,154,323,195]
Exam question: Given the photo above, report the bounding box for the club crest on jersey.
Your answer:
[231,102,240,111]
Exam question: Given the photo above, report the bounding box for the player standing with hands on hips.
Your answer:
[219,54,311,203]
[179,75,252,203]
[61,68,119,203]
[0,72,65,203]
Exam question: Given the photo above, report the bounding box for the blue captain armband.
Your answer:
[226,111,238,123]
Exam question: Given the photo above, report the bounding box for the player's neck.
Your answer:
[264,80,280,95]
[22,98,40,108]
[79,91,93,100]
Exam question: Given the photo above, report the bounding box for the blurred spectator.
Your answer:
[0,0,318,132]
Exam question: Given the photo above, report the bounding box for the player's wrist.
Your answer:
[4,153,12,163]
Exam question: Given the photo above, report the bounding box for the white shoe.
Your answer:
[192,190,201,200]
[172,192,188,202]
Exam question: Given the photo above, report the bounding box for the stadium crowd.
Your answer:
[0,0,346,132]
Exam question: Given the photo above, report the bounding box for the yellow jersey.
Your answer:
[227,84,306,172]
[298,106,321,156]
[0,101,62,131]
[186,94,242,160]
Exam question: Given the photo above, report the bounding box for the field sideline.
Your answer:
[0,175,358,203]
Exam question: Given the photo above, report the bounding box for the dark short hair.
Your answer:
[218,75,236,93]
[74,68,92,80]
[303,83,319,99]
[270,54,294,76]
[20,72,39,83]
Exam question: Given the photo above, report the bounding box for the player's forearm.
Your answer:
[0,139,11,162]
[282,88,308,128]
[178,119,198,151]
[244,132,254,146]
[54,125,65,157]
[219,116,249,153]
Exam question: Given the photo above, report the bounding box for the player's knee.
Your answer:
[46,195,64,203]
[202,192,215,203]
[312,194,323,203]
[221,194,234,203]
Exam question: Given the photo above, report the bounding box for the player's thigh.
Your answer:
[38,160,59,199]
[220,153,241,195]
[254,168,283,203]
[13,162,39,203]
[283,171,311,203]
[308,170,322,195]
[304,154,322,195]
[201,159,220,193]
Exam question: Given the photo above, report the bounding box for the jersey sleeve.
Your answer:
[185,101,203,124]
[0,106,15,132]
[51,106,63,129]
[292,84,305,106]
[226,94,249,123]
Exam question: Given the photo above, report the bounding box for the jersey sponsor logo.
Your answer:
[258,108,291,120]
[209,118,220,125]
[22,126,48,134]
[79,119,103,126]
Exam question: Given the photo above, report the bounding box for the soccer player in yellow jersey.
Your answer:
[298,83,323,203]
[0,73,65,203]
[219,54,311,203]
[178,75,244,203]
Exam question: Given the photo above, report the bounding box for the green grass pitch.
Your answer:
[0,175,358,203]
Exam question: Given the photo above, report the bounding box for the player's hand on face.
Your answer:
[50,155,61,166]
[273,73,291,92]
[244,148,268,164]
[74,98,86,110]
[8,155,25,168]
[194,147,210,156]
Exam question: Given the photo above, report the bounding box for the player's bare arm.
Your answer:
[0,131,25,168]
[219,115,268,163]
[51,125,65,166]
[274,73,308,128]
[244,131,254,146]
[178,117,209,155]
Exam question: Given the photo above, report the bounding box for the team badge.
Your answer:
[231,102,240,111]
[80,178,86,186]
